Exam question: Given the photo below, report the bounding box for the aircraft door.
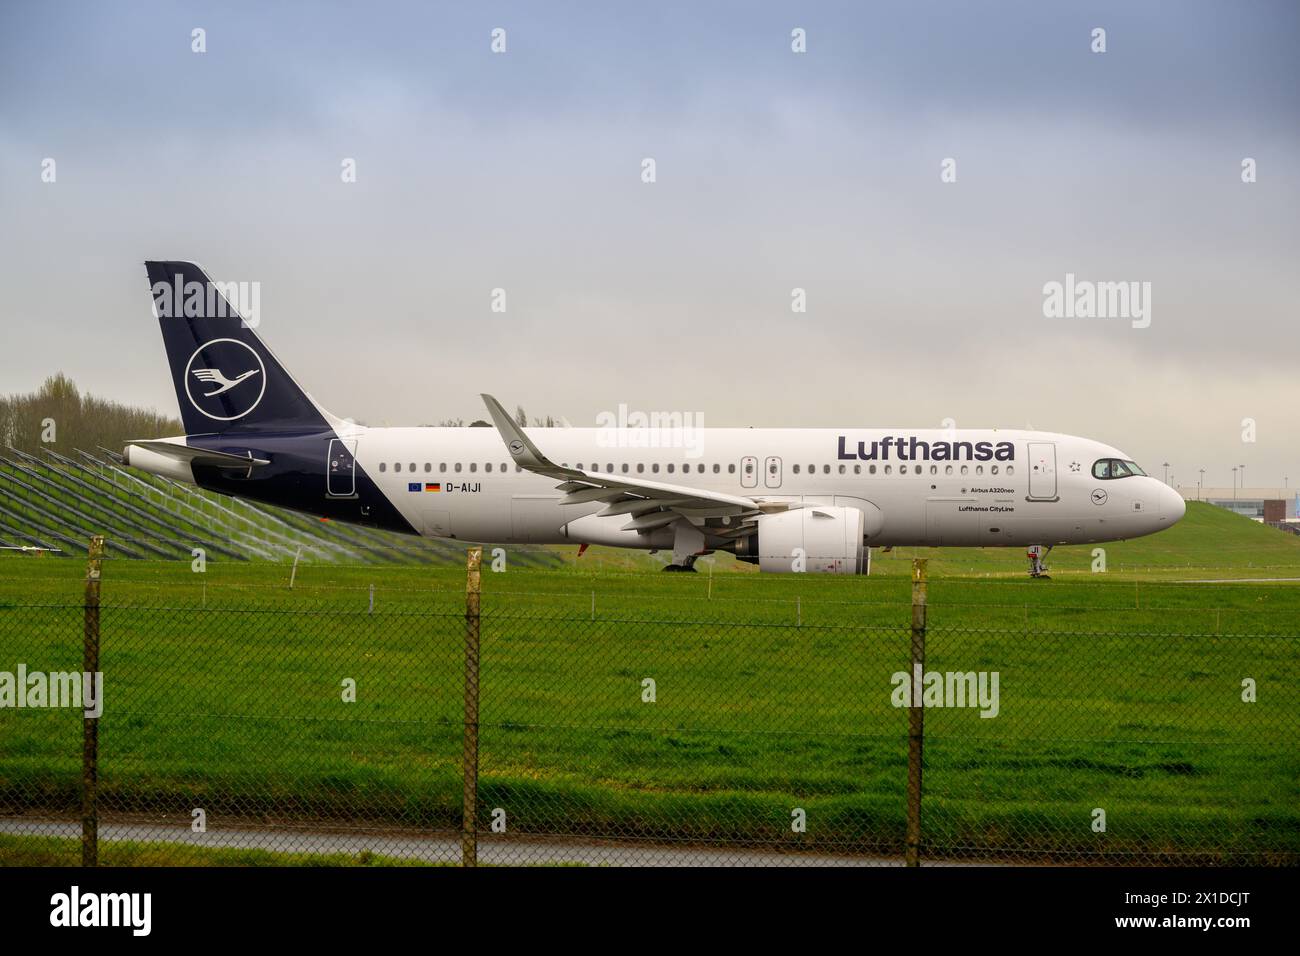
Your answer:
[327,439,357,497]
[764,456,782,489]
[1027,442,1057,501]
[740,456,758,489]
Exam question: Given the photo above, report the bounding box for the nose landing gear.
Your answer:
[1027,544,1052,578]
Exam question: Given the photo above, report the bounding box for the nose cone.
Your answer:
[1159,483,1186,524]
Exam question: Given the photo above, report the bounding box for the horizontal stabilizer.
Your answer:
[123,440,270,476]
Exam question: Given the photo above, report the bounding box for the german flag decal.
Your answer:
[424,482,441,492]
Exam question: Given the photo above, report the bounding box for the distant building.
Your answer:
[1176,486,1298,522]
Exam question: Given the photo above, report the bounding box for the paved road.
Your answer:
[1176,577,1300,584]
[1,819,911,866]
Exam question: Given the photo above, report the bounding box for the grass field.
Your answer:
[1,502,1298,865]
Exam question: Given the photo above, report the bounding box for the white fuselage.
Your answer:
[348,425,1184,549]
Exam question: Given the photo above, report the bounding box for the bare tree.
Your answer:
[0,373,181,455]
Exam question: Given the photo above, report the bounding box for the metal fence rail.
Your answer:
[0,546,1296,867]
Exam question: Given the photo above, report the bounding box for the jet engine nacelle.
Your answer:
[744,506,868,574]
[561,513,675,550]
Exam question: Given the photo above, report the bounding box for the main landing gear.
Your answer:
[662,521,706,572]
[1027,544,1052,579]
[662,556,699,573]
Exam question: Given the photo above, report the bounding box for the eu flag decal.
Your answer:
[408,482,421,492]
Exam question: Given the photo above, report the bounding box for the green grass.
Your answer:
[1,503,1298,865]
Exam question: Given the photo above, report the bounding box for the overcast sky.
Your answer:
[1,1,1297,488]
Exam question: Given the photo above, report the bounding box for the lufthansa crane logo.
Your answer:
[508,439,525,456]
[1091,489,1108,505]
[183,338,267,421]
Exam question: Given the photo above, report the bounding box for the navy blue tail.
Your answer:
[145,261,331,435]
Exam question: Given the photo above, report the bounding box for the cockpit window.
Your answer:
[1092,458,1146,480]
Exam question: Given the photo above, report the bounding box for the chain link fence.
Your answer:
[1,546,1296,866]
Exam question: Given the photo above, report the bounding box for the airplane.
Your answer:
[124,261,1186,577]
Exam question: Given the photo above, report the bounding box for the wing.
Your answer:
[481,393,778,536]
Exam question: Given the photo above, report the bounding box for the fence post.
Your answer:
[462,546,482,868]
[906,558,927,867]
[82,535,104,868]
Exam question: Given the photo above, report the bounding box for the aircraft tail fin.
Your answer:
[144,261,334,434]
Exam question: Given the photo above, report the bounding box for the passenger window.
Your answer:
[728,464,736,474]
[712,464,720,474]
[1006,466,1014,475]
[424,463,431,473]
[839,465,846,474]
[854,464,861,475]
[395,462,402,473]
[621,464,629,473]
[976,465,983,475]
[930,465,937,475]
[409,463,416,473]
[652,464,660,473]
[637,464,645,473]
[470,463,477,473]
[990,465,998,475]
[885,465,892,475]
[485,463,492,473]
[667,464,675,474]
[379,462,387,473]
[960,465,969,475]
[455,463,462,473]
[869,465,877,475]
[793,464,801,474]
[945,465,953,475]
[440,463,447,473]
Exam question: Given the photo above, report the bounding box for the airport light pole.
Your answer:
[1232,467,1238,501]
[1198,468,1205,502]
[1163,462,1170,484]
